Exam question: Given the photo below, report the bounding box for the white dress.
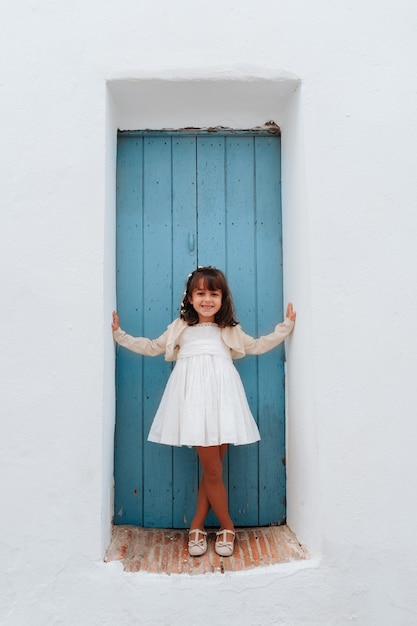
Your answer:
[147,323,261,447]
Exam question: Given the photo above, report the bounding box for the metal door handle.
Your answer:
[188,233,195,253]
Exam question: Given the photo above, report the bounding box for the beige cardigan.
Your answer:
[113,317,294,361]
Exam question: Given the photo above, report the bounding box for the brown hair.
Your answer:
[180,267,238,328]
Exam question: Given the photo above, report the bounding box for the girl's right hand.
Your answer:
[112,311,120,331]
[286,303,296,321]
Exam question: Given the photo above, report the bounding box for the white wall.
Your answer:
[1,1,417,624]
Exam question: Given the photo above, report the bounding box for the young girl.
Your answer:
[112,266,296,557]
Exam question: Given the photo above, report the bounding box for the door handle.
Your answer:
[188,233,195,253]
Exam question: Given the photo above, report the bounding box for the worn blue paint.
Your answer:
[114,131,285,528]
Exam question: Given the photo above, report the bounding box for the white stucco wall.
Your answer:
[1,1,417,624]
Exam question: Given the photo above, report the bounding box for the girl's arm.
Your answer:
[111,311,168,357]
[238,302,296,356]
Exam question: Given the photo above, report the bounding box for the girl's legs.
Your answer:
[190,444,234,533]
[190,444,227,530]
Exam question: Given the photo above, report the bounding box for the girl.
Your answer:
[112,266,296,557]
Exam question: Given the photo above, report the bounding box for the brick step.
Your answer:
[105,525,308,575]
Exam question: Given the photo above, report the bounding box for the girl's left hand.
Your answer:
[112,311,120,331]
[286,303,296,321]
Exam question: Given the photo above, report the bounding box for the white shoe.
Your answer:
[215,529,235,557]
[188,529,207,556]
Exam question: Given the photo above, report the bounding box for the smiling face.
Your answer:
[181,267,237,327]
[188,278,223,324]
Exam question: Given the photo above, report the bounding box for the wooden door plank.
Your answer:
[172,136,199,528]
[196,136,226,268]
[196,135,227,527]
[142,136,174,527]
[114,136,145,525]
[225,136,260,526]
[255,136,286,525]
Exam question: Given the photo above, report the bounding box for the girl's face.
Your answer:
[189,279,222,324]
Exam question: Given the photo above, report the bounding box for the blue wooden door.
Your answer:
[114,130,285,528]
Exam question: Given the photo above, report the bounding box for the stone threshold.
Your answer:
[105,525,308,575]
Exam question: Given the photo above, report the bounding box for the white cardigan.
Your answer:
[113,317,294,361]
